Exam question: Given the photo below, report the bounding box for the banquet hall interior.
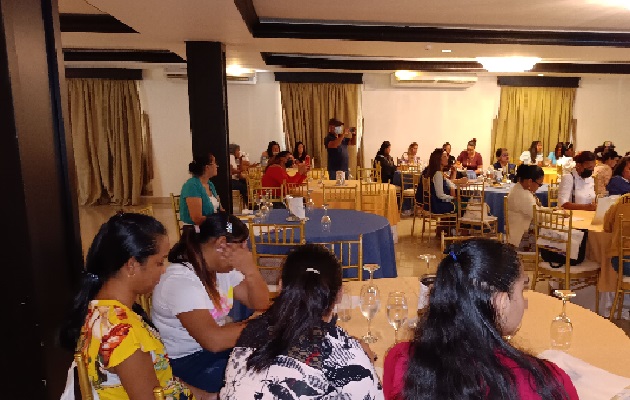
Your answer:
[5,0,630,398]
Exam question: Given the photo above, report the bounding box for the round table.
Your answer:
[484,183,549,233]
[338,277,630,380]
[256,209,397,279]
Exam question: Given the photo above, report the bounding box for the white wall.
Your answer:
[139,71,630,198]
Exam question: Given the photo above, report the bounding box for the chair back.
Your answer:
[170,193,182,240]
[74,352,94,400]
[308,168,326,180]
[314,235,363,281]
[247,165,263,179]
[548,180,559,207]
[457,182,497,236]
[440,233,476,259]
[534,206,573,285]
[421,176,432,214]
[248,220,306,295]
[360,182,390,217]
[619,215,630,278]
[322,185,358,208]
[253,186,284,205]
[246,175,263,208]
[284,180,308,198]
[132,204,154,216]
[356,164,382,183]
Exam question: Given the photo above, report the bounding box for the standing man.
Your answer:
[324,118,357,180]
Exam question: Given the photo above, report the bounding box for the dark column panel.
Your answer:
[186,41,232,212]
[1,0,82,398]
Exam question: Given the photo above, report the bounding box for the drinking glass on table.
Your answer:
[335,285,352,322]
[550,289,576,350]
[386,291,409,343]
[321,203,331,232]
[360,284,381,343]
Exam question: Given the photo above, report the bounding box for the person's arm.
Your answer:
[112,350,162,400]
[475,153,483,174]
[327,134,344,149]
[349,128,357,145]
[433,172,453,201]
[559,174,596,210]
[177,310,246,352]
[185,196,206,226]
[230,245,270,310]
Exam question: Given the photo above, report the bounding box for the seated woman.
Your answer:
[152,213,269,398]
[607,156,630,196]
[506,165,544,251]
[564,142,575,158]
[456,138,483,174]
[520,140,544,166]
[374,140,397,183]
[262,151,308,200]
[59,213,192,399]
[383,238,578,400]
[417,148,457,236]
[261,141,280,164]
[229,143,250,206]
[548,142,566,166]
[594,150,619,195]
[221,244,383,399]
[493,147,516,180]
[292,141,310,166]
[181,153,222,226]
[401,141,419,164]
[558,151,597,211]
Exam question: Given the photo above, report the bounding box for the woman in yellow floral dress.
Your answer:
[60,213,193,400]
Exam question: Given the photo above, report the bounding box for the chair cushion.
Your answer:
[539,259,600,273]
[402,189,415,195]
[623,276,630,284]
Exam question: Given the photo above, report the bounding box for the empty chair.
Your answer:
[322,184,358,208]
[456,182,498,238]
[360,182,390,218]
[610,215,630,320]
[313,235,363,281]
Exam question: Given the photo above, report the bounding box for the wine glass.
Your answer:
[417,254,436,274]
[321,203,331,232]
[550,289,576,350]
[305,189,315,214]
[363,263,381,285]
[359,284,381,343]
[386,292,409,343]
[335,285,352,322]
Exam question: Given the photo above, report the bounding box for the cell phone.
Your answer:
[350,127,356,133]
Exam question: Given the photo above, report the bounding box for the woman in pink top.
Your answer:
[383,239,578,400]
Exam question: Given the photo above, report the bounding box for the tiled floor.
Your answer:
[78,205,630,337]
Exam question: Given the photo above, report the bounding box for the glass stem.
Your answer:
[561,299,567,317]
[367,318,372,336]
[394,328,398,343]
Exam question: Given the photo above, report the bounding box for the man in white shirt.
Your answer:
[558,151,596,211]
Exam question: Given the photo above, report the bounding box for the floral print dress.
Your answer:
[77,300,191,400]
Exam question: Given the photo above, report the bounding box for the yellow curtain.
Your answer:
[279,83,359,171]
[493,87,576,165]
[68,79,144,205]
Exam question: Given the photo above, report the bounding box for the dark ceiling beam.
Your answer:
[63,49,185,63]
[531,63,630,74]
[497,76,580,88]
[233,0,259,35]
[274,72,363,84]
[65,68,143,80]
[59,14,137,33]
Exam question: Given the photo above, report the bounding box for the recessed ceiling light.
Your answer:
[442,49,452,53]
[538,73,544,76]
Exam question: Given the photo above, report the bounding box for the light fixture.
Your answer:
[538,73,544,76]
[476,57,541,73]
[394,70,418,80]
[226,64,252,76]
[441,49,452,53]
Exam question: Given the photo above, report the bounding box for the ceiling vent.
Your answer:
[391,72,477,89]
[164,67,256,84]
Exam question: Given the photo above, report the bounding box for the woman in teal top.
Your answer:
[180,153,222,225]
[547,142,566,166]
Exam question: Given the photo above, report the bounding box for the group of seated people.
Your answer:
[61,211,581,398]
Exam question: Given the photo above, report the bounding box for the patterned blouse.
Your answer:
[77,300,191,400]
[220,315,384,399]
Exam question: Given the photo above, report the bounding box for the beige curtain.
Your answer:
[68,79,144,205]
[279,83,359,171]
[493,87,576,164]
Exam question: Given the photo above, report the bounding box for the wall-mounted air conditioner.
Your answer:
[390,72,477,89]
[164,67,257,84]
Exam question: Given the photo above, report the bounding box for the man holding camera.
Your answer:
[324,118,357,180]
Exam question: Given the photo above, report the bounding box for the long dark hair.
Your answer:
[529,140,542,163]
[423,148,445,179]
[266,141,280,156]
[59,213,167,351]
[246,244,342,371]
[376,141,391,157]
[403,239,570,400]
[168,212,248,308]
[554,142,565,159]
[189,153,214,176]
[293,141,307,162]
[613,156,630,176]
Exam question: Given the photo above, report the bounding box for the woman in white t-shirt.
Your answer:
[152,213,269,399]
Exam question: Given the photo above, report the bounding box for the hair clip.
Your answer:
[305,267,320,275]
[449,251,458,262]
[85,272,99,282]
[226,221,233,234]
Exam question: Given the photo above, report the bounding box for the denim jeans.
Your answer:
[611,257,630,276]
[170,348,232,393]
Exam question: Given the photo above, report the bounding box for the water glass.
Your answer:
[336,285,353,322]
[359,284,381,343]
[550,289,576,350]
[386,292,409,343]
[321,203,331,232]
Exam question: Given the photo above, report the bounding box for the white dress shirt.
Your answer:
[506,183,538,247]
[558,169,595,206]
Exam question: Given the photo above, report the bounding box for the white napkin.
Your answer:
[538,350,630,399]
[288,197,305,219]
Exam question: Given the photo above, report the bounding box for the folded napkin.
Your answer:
[538,350,630,399]
[288,197,305,219]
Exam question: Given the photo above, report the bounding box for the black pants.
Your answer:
[231,178,248,205]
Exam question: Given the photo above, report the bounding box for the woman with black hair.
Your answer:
[520,140,544,166]
[292,141,310,166]
[442,142,455,166]
[180,153,222,226]
[221,244,383,399]
[507,165,544,251]
[374,140,396,183]
[151,213,269,399]
[558,151,597,210]
[418,148,457,215]
[548,142,566,166]
[456,138,483,174]
[59,213,193,399]
[383,239,578,400]
[607,156,630,196]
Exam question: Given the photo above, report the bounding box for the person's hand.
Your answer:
[297,163,308,175]
[227,245,258,275]
[587,202,597,211]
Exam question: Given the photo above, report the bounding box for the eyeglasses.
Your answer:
[532,180,543,188]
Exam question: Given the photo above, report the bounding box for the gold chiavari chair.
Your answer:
[308,167,326,180]
[548,180,559,208]
[253,186,285,207]
[359,182,390,218]
[456,182,498,238]
[247,165,263,179]
[314,235,363,281]
[232,189,243,213]
[533,206,600,310]
[246,175,262,209]
[284,180,308,198]
[504,196,537,271]
[399,171,419,214]
[248,219,306,298]
[322,184,358,208]
[356,164,382,183]
[610,215,630,320]
[412,176,457,242]
[170,193,183,240]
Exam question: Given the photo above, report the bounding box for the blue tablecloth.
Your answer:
[484,184,548,233]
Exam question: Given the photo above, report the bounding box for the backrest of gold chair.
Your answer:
[253,186,284,204]
[457,182,489,224]
[308,168,326,180]
[356,164,382,182]
[284,180,308,197]
[170,193,182,240]
[247,165,263,179]
[132,204,154,216]
[400,171,417,190]
[246,175,263,208]
[322,185,358,207]
[359,182,389,217]
[74,352,94,400]
[314,235,363,281]
[534,206,573,283]
[620,215,630,281]
[548,181,559,207]
[421,176,432,213]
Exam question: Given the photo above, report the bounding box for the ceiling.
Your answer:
[59,0,630,75]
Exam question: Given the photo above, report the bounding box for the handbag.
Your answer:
[538,228,589,268]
